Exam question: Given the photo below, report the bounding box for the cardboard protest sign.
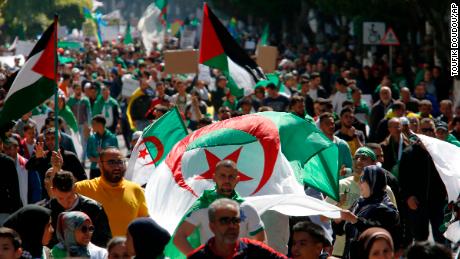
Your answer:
[256,46,278,73]
[164,49,198,74]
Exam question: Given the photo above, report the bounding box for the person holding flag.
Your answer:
[173,160,266,256]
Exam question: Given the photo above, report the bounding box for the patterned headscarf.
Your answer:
[56,211,91,258]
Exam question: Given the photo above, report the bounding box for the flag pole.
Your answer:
[53,14,59,152]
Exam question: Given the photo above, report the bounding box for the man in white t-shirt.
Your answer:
[173,160,266,256]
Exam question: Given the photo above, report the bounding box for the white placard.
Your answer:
[198,64,211,84]
[363,22,385,45]
[180,27,196,49]
[121,74,139,97]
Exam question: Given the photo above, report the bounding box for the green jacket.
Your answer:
[86,129,118,169]
[58,105,79,133]
[446,134,460,147]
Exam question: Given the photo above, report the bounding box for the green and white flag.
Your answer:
[126,107,188,186]
[137,0,168,53]
[145,112,341,257]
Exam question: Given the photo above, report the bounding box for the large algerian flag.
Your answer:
[137,0,168,53]
[0,20,57,128]
[199,3,265,98]
[145,112,340,257]
[417,134,460,203]
[126,107,188,186]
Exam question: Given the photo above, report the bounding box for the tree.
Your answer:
[0,0,85,42]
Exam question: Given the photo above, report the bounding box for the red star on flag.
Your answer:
[138,147,149,160]
[195,147,253,181]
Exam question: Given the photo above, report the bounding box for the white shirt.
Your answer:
[101,101,114,128]
[185,201,264,245]
[307,88,318,101]
[88,243,107,259]
[332,91,349,115]
[15,155,28,206]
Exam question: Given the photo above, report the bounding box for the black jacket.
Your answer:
[333,194,400,258]
[0,154,22,213]
[369,100,393,142]
[26,149,87,198]
[44,194,112,248]
[398,142,447,204]
[380,135,409,173]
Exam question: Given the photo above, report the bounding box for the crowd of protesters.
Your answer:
[0,34,459,259]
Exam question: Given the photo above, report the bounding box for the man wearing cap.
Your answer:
[327,146,397,257]
[263,83,290,112]
[435,120,460,147]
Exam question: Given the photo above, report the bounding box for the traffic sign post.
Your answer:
[381,27,400,74]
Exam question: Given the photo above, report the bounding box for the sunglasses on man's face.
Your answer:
[79,225,95,234]
[218,217,241,225]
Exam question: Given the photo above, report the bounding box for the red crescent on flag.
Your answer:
[140,136,165,164]
[165,114,280,197]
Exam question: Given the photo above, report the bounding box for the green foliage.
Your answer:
[0,0,85,40]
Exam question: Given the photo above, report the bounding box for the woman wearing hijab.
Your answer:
[333,165,400,259]
[2,205,53,259]
[350,227,394,259]
[51,211,106,259]
[126,217,171,259]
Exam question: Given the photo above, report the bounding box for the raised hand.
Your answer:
[51,150,63,172]
[35,142,48,158]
